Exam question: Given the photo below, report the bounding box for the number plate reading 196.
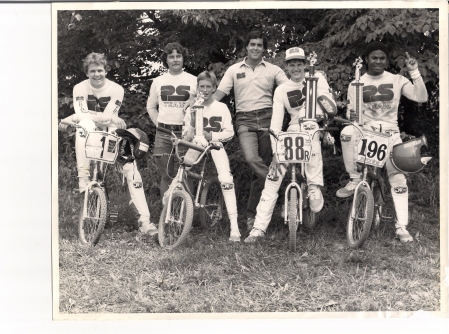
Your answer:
[85,131,120,163]
[356,129,390,168]
[276,132,312,163]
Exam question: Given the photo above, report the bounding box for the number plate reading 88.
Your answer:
[356,129,390,168]
[85,131,120,163]
[276,132,312,163]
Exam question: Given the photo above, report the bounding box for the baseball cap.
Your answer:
[285,47,305,61]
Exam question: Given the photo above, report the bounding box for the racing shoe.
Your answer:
[308,185,324,213]
[395,226,413,242]
[336,179,361,198]
[244,227,265,243]
[229,230,241,242]
[139,221,158,236]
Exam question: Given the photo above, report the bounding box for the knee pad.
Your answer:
[389,173,407,194]
[340,125,354,142]
[221,182,234,190]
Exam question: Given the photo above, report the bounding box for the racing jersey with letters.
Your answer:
[183,100,234,143]
[146,71,197,125]
[73,79,124,117]
[348,70,428,127]
[270,73,335,151]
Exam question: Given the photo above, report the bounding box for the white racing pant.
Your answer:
[340,122,408,227]
[253,125,323,233]
[210,146,239,234]
[75,121,151,224]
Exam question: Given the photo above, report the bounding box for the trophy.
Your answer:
[304,51,318,120]
[183,92,208,165]
[351,57,364,124]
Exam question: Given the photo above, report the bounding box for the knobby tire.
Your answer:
[79,187,108,246]
[346,185,374,249]
[199,176,224,230]
[287,189,298,252]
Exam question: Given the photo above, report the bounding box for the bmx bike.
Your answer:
[156,126,223,250]
[59,119,121,246]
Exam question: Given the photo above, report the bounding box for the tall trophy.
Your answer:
[304,51,318,120]
[183,92,207,164]
[352,57,364,124]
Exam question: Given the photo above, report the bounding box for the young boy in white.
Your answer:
[337,41,428,242]
[245,47,337,242]
[59,53,155,235]
[183,71,240,242]
[146,42,197,198]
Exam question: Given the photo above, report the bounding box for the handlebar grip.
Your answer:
[156,127,173,135]
[59,119,76,126]
[322,127,340,131]
[209,143,221,151]
[178,140,205,153]
[333,117,350,124]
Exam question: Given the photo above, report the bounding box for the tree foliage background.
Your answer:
[57,8,440,195]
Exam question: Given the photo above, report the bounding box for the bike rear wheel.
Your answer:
[158,190,194,250]
[346,185,374,249]
[287,188,298,252]
[199,176,224,230]
[79,187,108,246]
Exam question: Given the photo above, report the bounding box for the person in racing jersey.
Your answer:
[59,52,156,235]
[244,47,337,242]
[146,42,197,198]
[183,71,240,242]
[336,41,428,242]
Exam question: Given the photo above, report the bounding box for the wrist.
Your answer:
[409,68,421,80]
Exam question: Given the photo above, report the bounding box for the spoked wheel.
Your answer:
[287,188,299,252]
[79,187,108,246]
[158,190,194,250]
[371,180,383,230]
[346,185,374,249]
[199,176,224,231]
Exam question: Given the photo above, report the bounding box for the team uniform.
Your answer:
[340,69,428,228]
[183,100,239,236]
[73,79,151,225]
[146,71,197,196]
[252,73,336,232]
[217,58,288,221]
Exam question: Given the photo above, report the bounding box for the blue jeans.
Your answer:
[236,108,273,219]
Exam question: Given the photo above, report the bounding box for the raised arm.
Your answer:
[401,52,428,103]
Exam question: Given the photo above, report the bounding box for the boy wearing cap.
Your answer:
[337,41,428,242]
[59,53,156,235]
[147,42,197,198]
[245,47,337,242]
[213,30,289,232]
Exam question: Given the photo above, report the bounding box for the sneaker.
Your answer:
[246,217,255,231]
[139,221,158,236]
[336,179,360,198]
[229,230,241,242]
[244,228,265,243]
[78,176,90,193]
[308,185,324,213]
[395,226,413,242]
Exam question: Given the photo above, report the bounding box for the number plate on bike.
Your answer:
[356,129,390,168]
[276,131,312,163]
[85,131,120,163]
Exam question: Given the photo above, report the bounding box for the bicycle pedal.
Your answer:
[108,210,119,224]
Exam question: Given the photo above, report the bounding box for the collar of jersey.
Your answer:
[239,57,267,68]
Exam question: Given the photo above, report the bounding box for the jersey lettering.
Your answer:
[87,95,111,112]
[203,116,223,132]
[161,85,191,102]
[363,84,394,103]
[287,87,307,108]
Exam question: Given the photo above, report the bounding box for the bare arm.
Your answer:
[212,89,227,102]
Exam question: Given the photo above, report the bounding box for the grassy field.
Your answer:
[57,153,441,315]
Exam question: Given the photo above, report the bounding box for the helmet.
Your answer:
[115,128,149,164]
[390,135,431,173]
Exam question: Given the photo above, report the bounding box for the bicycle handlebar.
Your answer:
[333,117,351,124]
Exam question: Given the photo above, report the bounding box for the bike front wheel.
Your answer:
[79,187,108,246]
[287,188,298,252]
[346,185,374,249]
[199,176,224,230]
[158,190,194,250]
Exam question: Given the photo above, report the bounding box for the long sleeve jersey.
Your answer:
[183,100,234,143]
[73,79,124,117]
[270,72,335,151]
[347,70,428,127]
[146,71,197,125]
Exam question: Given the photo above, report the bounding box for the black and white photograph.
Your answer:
[51,0,447,323]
